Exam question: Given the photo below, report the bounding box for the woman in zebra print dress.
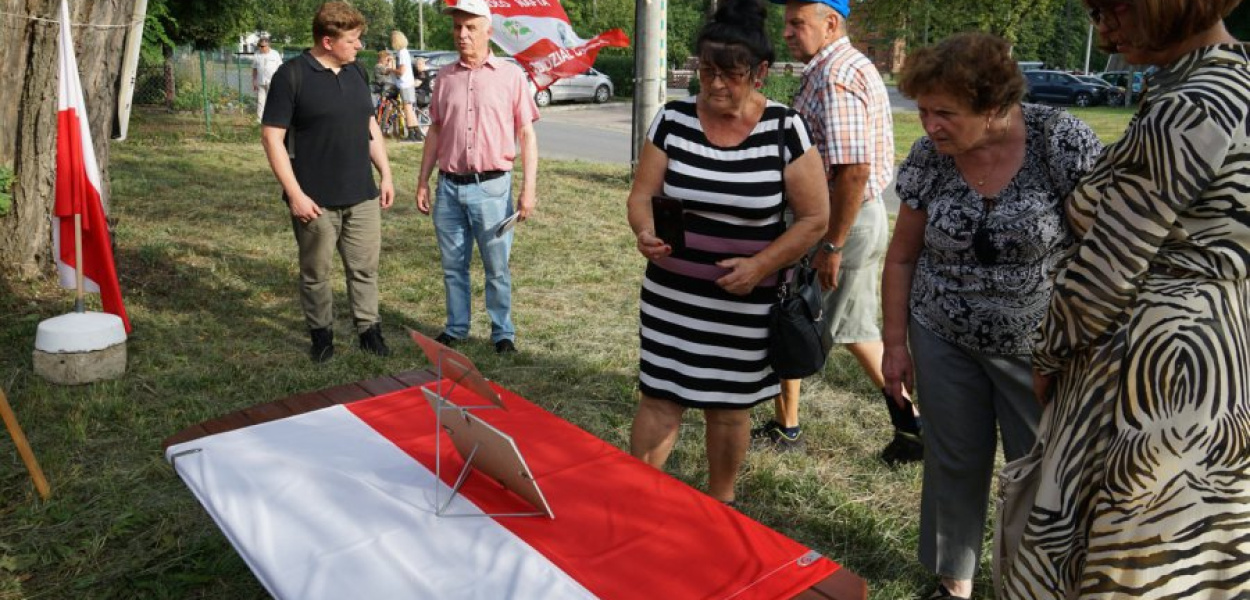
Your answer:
[626,0,828,503]
[1004,0,1250,597]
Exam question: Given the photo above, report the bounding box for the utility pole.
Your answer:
[419,0,425,49]
[631,0,667,171]
[1083,22,1093,73]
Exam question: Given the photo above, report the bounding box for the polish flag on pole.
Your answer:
[476,0,630,90]
[54,0,130,333]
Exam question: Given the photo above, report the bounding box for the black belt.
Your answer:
[440,170,507,184]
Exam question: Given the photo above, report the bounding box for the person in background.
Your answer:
[881,32,1103,599]
[415,0,538,354]
[261,1,395,362]
[389,30,422,142]
[1003,0,1250,597]
[626,0,828,504]
[251,36,283,124]
[372,50,395,104]
[761,0,915,463]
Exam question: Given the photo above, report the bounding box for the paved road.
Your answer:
[535,90,909,212]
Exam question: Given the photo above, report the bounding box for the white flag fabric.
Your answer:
[167,383,843,599]
[54,0,130,332]
[457,0,629,90]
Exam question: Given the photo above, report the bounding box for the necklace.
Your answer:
[970,113,1012,188]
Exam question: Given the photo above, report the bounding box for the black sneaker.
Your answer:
[752,421,804,452]
[434,332,460,347]
[358,323,391,357]
[495,339,517,354]
[750,419,783,440]
[881,430,924,467]
[310,327,334,363]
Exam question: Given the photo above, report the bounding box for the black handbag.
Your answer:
[767,116,829,379]
[769,256,828,378]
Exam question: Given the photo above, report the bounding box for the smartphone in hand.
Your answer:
[651,195,685,253]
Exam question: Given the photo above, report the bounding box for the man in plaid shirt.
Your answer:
[756,0,923,465]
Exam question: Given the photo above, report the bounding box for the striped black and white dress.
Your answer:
[639,99,813,410]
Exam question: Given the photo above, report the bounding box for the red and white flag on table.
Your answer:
[54,0,130,333]
[472,0,629,90]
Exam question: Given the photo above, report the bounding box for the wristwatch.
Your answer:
[818,240,843,255]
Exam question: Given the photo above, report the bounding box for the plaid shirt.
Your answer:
[792,37,894,204]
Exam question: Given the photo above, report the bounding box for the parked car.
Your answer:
[500,57,614,107]
[1023,70,1108,107]
[1076,74,1125,105]
[533,68,614,106]
[1097,70,1145,100]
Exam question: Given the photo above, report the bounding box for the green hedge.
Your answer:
[595,54,634,98]
[686,72,802,105]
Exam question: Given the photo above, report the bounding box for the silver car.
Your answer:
[533,68,614,106]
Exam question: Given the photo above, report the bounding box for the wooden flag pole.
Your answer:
[0,389,51,500]
[74,214,85,313]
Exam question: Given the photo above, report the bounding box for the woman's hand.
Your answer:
[636,230,670,261]
[882,343,914,405]
[1032,370,1054,406]
[715,257,766,296]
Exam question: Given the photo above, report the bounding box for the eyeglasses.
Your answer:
[697,67,752,84]
[1086,2,1128,28]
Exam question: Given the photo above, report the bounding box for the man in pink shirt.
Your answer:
[415,0,539,354]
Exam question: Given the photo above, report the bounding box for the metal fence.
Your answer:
[133,47,265,114]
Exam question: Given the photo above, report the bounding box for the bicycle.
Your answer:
[373,84,408,140]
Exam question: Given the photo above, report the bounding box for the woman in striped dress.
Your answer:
[1004,0,1250,597]
[626,0,828,503]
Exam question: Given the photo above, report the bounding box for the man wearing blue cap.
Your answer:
[755,0,923,466]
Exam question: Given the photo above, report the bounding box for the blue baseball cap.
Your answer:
[769,0,849,18]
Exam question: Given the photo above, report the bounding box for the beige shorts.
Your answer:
[821,198,887,346]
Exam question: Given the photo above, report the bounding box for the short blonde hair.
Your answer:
[391,30,409,51]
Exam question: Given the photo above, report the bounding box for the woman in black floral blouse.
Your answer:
[879,32,1103,600]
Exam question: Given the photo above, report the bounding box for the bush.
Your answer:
[0,165,12,216]
[595,54,634,98]
[686,72,802,105]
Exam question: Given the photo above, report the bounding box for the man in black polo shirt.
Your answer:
[261,1,395,362]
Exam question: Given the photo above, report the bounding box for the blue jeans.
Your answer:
[432,173,515,343]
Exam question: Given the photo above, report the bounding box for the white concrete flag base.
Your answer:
[33,312,127,385]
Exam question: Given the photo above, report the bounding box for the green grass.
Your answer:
[0,107,1133,599]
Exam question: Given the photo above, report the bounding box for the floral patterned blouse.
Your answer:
[896,104,1103,355]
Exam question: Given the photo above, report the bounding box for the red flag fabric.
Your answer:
[54,0,130,332]
[460,0,630,90]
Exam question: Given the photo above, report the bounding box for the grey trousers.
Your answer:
[910,321,1041,580]
[291,199,381,333]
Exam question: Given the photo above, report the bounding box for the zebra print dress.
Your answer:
[638,99,812,409]
[1004,44,1250,599]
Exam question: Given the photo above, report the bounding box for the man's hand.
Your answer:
[289,191,323,223]
[416,181,432,215]
[815,249,842,290]
[378,175,394,209]
[517,190,537,221]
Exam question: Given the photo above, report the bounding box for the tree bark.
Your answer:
[0,0,137,279]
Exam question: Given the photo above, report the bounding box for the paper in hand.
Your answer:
[494,212,520,238]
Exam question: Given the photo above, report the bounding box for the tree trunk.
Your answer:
[0,0,137,279]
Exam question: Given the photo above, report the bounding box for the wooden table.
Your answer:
[163,370,867,600]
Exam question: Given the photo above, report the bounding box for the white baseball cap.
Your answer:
[442,0,491,18]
